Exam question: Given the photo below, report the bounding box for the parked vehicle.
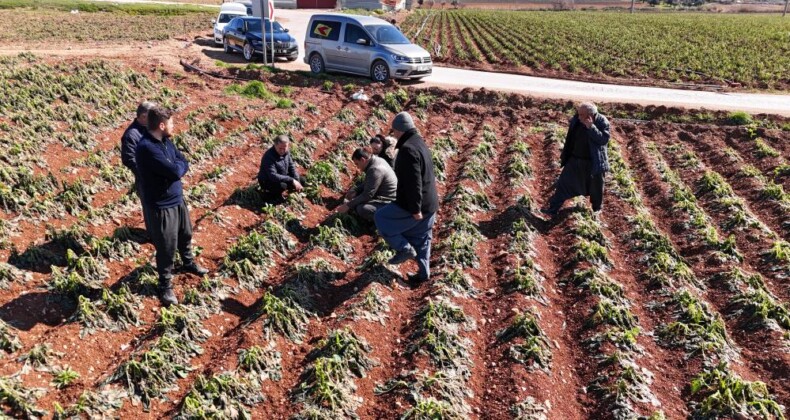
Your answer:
[223,16,299,62]
[304,14,432,82]
[212,3,249,46]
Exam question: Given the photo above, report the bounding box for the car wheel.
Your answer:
[223,37,232,54]
[243,42,254,62]
[371,60,390,82]
[309,53,324,75]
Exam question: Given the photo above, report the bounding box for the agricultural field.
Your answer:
[0,0,214,43]
[400,10,790,90]
[0,47,789,419]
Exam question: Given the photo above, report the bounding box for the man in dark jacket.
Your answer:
[374,112,439,285]
[257,135,304,204]
[542,102,611,217]
[121,101,156,229]
[136,106,208,306]
[337,148,397,222]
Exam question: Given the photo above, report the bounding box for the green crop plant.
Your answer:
[753,138,780,158]
[49,267,100,299]
[46,224,92,255]
[56,178,95,215]
[462,158,492,185]
[699,171,733,198]
[18,343,61,373]
[305,161,342,192]
[433,135,457,156]
[774,163,790,178]
[765,240,790,264]
[53,389,126,420]
[335,108,356,124]
[258,219,297,256]
[51,366,80,389]
[588,326,642,352]
[432,150,447,182]
[178,373,262,420]
[257,291,310,343]
[690,362,784,419]
[435,268,477,298]
[156,305,209,342]
[402,396,465,420]
[509,259,543,298]
[65,248,108,283]
[496,312,552,370]
[102,285,141,329]
[0,319,22,354]
[186,183,216,208]
[572,212,606,244]
[447,213,482,239]
[588,358,658,418]
[406,299,472,368]
[0,375,46,418]
[444,186,494,213]
[572,238,610,266]
[294,355,357,417]
[587,299,637,330]
[733,288,790,330]
[761,181,786,201]
[71,295,112,336]
[374,369,471,416]
[224,80,276,101]
[567,269,625,303]
[343,286,393,325]
[309,224,352,259]
[108,334,200,410]
[440,231,480,269]
[238,344,282,383]
[507,154,531,180]
[472,140,495,159]
[0,263,21,289]
[658,289,730,358]
[310,328,377,378]
[89,235,139,261]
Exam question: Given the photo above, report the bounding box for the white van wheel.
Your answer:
[309,53,325,75]
[371,60,390,82]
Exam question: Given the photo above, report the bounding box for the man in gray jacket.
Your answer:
[336,148,397,222]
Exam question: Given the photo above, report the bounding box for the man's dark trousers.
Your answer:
[547,157,604,212]
[375,203,436,280]
[145,202,196,280]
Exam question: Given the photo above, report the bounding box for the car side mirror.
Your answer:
[284,28,290,33]
[211,18,216,25]
[356,38,369,46]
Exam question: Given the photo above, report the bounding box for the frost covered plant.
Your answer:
[342,286,393,325]
[177,373,262,420]
[309,223,352,259]
[0,319,22,354]
[238,344,282,383]
[690,362,784,419]
[497,312,552,370]
[256,291,310,343]
[0,375,46,418]
[18,343,62,373]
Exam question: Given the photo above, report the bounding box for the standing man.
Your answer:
[374,112,438,285]
[541,102,610,217]
[121,101,156,230]
[136,106,208,307]
[336,148,397,222]
[257,135,305,204]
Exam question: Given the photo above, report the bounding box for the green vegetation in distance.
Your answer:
[0,0,214,15]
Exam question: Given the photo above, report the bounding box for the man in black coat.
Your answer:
[374,112,439,285]
[542,102,611,217]
[136,106,208,306]
[121,101,156,229]
[257,135,305,204]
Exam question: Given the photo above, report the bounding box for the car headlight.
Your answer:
[391,54,408,63]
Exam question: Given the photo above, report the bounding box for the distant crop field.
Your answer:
[0,9,213,42]
[401,10,790,90]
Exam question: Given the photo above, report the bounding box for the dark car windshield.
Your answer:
[218,13,238,24]
[365,25,410,45]
[244,19,285,33]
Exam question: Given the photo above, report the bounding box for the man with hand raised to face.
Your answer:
[541,102,611,218]
[136,106,208,307]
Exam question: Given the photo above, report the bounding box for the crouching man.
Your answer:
[336,148,397,222]
[257,134,305,204]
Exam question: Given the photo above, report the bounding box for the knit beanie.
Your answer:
[392,112,416,133]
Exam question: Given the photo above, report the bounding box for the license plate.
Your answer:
[417,65,428,71]
[276,49,286,54]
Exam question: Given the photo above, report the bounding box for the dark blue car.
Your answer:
[223,16,299,62]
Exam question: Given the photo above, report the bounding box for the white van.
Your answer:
[213,3,249,46]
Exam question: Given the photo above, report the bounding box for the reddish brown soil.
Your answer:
[0,48,789,420]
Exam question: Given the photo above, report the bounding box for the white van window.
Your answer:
[344,23,371,45]
[365,25,410,45]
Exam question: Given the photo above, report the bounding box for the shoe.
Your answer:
[158,279,178,307]
[181,263,209,276]
[406,273,428,286]
[388,246,417,265]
